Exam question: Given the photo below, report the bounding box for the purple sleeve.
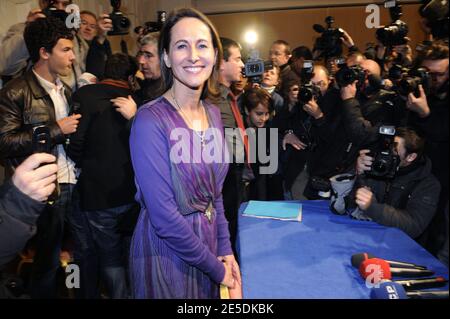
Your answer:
[215,194,233,257]
[130,108,225,284]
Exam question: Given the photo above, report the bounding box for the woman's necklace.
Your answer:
[171,89,206,147]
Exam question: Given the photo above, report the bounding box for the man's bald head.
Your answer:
[360,59,381,76]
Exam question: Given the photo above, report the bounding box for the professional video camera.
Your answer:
[243,49,273,84]
[134,11,166,36]
[312,16,344,60]
[376,0,409,47]
[108,0,131,36]
[335,64,366,88]
[366,126,400,179]
[398,67,432,98]
[298,60,321,104]
[419,0,449,40]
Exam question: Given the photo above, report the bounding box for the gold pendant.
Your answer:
[205,200,213,223]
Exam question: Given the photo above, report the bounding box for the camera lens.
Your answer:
[120,17,131,29]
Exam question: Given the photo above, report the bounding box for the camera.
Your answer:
[398,67,431,98]
[134,11,166,36]
[298,60,321,104]
[108,0,131,36]
[42,0,68,24]
[243,49,273,83]
[32,124,52,154]
[335,64,365,88]
[376,0,409,47]
[366,125,400,179]
[312,16,344,60]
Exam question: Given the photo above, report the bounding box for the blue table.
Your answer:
[237,200,449,299]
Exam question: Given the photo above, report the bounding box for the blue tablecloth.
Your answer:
[237,200,449,299]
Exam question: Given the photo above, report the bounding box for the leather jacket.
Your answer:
[0,69,72,169]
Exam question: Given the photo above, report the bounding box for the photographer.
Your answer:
[406,40,449,256]
[301,66,359,199]
[339,58,407,144]
[0,153,57,268]
[354,127,440,241]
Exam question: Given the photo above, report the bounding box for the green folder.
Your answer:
[242,200,302,222]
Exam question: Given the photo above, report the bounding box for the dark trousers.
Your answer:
[222,163,245,258]
[30,183,74,299]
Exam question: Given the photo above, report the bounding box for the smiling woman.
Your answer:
[129,8,242,299]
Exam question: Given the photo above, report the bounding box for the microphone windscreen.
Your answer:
[351,253,370,268]
[359,258,392,281]
[371,282,408,299]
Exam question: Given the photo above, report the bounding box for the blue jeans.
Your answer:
[30,183,74,299]
[75,203,132,299]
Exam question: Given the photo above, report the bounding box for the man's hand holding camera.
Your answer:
[26,9,46,23]
[356,149,373,175]
[97,13,113,44]
[303,97,323,120]
[406,84,430,118]
[12,153,58,202]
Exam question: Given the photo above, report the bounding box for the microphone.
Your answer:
[351,252,428,270]
[395,277,449,290]
[371,282,449,299]
[359,258,435,281]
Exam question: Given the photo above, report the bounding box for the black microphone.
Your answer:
[390,267,435,277]
[395,277,449,290]
[351,252,428,270]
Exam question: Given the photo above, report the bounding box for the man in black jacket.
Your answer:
[406,40,449,256]
[354,127,440,241]
[67,53,139,299]
[0,17,81,298]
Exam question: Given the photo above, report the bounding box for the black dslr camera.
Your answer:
[134,11,166,35]
[366,126,400,179]
[298,60,321,104]
[42,0,68,24]
[376,0,409,47]
[398,67,432,98]
[312,16,344,60]
[335,64,366,88]
[108,0,131,36]
[243,49,273,84]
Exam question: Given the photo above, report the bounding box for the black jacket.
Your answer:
[307,88,359,178]
[407,93,449,195]
[66,82,138,211]
[0,70,71,168]
[357,156,440,239]
[0,179,45,268]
